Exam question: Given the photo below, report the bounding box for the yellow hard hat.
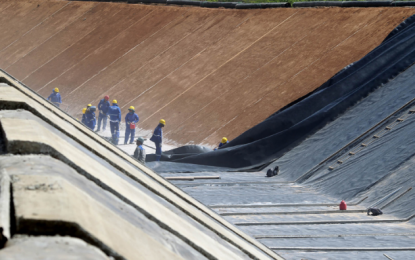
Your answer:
[128,106,135,111]
[82,108,86,114]
[54,87,59,93]
[112,99,117,104]
[159,119,166,125]
[87,104,92,107]
[221,137,228,144]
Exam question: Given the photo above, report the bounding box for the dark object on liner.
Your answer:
[200,1,238,8]
[146,145,212,162]
[391,1,415,7]
[293,1,392,8]
[341,1,392,7]
[167,0,201,6]
[235,3,289,9]
[0,227,7,249]
[128,0,167,3]
[293,1,343,7]
[367,207,383,216]
[266,166,279,177]
[236,3,289,9]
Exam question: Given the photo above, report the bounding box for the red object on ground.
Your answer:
[339,200,347,210]
[130,123,135,129]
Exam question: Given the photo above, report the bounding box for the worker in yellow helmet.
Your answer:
[47,88,62,107]
[218,137,229,148]
[150,119,165,161]
[81,108,87,125]
[124,106,139,145]
[107,99,121,144]
[85,104,97,130]
[96,95,110,132]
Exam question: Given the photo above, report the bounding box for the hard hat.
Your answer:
[87,104,92,107]
[159,119,166,125]
[128,106,135,111]
[54,88,59,93]
[136,137,144,144]
[221,137,228,144]
[104,95,109,100]
[112,99,117,104]
[82,108,86,114]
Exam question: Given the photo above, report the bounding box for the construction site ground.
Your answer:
[1,0,415,146]
[3,1,415,259]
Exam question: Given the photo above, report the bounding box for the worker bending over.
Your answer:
[96,95,110,132]
[47,88,62,107]
[124,106,139,145]
[81,108,87,125]
[134,137,146,164]
[84,104,96,130]
[150,119,165,161]
[108,100,122,145]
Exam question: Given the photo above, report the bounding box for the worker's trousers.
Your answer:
[155,142,162,161]
[110,121,120,145]
[124,127,135,144]
[97,113,107,131]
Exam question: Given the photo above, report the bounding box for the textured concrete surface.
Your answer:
[0,79,278,259]
[2,156,209,259]
[0,235,110,260]
[168,171,415,259]
[1,0,414,146]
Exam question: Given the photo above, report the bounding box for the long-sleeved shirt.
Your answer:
[133,145,146,164]
[108,104,122,122]
[84,111,96,130]
[98,99,110,115]
[81,114,87,124]
[125,112,139,126]
[47,92,62,103]
[218,141,229,148]
[150,124,163,144]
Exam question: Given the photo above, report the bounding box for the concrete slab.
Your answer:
[0,235,110,260]
[0,155,211,259]
[180,183,338,206]
[13,175,192,259]
[0,169,10,240]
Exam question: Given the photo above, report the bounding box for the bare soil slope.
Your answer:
[1,0,414,146]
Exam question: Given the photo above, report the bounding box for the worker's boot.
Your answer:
[156,155,161,161]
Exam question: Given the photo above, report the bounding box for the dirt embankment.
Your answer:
[1,0,414,146]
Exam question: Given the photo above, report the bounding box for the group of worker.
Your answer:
[47,89,228,163]
[79,94,166,162]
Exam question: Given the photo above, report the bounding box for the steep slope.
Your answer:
[1,0,414,146]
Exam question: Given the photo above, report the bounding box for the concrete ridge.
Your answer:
[210,197,368,208]
[268,247,415,251]
[234,214,415,226]
[255,232,415,239]
[219,209,366,216]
